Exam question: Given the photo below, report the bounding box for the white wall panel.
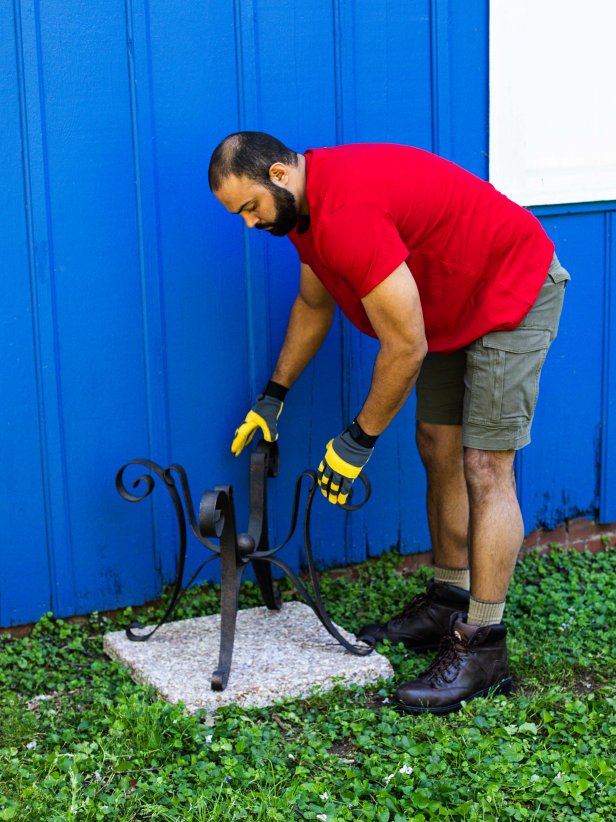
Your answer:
[490,0,616,206]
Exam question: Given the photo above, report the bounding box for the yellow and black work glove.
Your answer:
[231,380,288,457]
[317,419,378,505]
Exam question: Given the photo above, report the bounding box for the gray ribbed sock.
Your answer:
[467,596,506,627]
[433,566,470,591]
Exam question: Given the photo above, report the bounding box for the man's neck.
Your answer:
[296,154,310,216]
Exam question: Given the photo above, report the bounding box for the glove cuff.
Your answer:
[263,380,289,402]
[347,418,379,448]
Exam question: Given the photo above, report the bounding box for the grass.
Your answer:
[1,546,615,820]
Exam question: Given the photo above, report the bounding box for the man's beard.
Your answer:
[256,183,299,236]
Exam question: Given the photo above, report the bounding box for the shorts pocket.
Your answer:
[547,255,571,284]
[482,328,551,354]
[465,328,551,425]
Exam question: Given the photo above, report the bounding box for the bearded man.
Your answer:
[208,131,569,714]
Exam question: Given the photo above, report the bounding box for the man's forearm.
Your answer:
[356,343,425,436]
[271,293,335,388]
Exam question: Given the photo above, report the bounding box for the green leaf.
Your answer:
[474,715,490,728]
[500,744,526,762]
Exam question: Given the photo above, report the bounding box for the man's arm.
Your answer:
[356,261,427,435]
[316,261,426,504]
[272,262,336,388]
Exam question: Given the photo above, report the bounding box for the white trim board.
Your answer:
[489,0,616,206]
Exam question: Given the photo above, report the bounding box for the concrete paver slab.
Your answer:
[104,602,393,713]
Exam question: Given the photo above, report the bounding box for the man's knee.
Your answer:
[463,447,516,495]
[416,421,463,471]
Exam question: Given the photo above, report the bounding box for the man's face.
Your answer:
[214,174,299,236]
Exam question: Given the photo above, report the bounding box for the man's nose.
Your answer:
[243,213,259,229]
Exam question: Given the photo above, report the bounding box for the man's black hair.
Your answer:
[208,131,299,191]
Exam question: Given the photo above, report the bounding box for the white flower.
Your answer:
[316,815,328,822]
[26,741,37,750]
[205,734,213,744]
[382,697,390,704]
[385,764,413,784]
[320,792,329,801]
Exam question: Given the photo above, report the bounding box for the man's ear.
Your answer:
[269,162,289,186]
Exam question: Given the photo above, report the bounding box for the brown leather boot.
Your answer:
[395,617,512,714]
[356,581,470,651]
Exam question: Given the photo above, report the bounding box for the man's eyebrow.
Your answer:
[234,200,252,215]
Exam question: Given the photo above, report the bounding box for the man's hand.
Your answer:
[231,387,286,456]
[317,425,375,505]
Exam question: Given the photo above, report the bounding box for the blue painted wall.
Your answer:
[1,1,612,626]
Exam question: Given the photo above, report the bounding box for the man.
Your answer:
[208,132,569,714]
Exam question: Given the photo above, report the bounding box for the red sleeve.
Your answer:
[316,204,410,298]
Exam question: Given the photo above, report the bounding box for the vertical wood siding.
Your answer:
[1,0,611,626]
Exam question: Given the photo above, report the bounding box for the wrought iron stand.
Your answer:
[115,441,374,691]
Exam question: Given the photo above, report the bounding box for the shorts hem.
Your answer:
[462,430,531,452]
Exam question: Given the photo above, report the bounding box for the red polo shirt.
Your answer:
[288,144,554,352]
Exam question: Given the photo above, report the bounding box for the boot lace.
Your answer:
[424,633,470,686]
[388,590,431,628]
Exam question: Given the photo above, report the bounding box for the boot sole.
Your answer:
[395,676,513,716]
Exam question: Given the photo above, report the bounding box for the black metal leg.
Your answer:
[201,486,242,691]
[211,563,243,691]
[247,442,281,610]
[251,558,282,610]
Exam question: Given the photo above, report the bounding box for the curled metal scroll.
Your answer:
[115,441,374,690]
[115,461,220,641]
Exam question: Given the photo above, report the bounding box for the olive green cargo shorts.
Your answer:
[415,253,570,451]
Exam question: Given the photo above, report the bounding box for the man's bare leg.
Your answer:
[356,420,470,647]
[395,444,518,711]
[416,421,469,573]
[463,448,523,623]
